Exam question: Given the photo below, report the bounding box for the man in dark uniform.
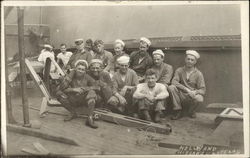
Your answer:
[66,39,93,70]
[150,49,173,87]
[87,59,114,108]
[93,39,113,69]
[129,37,153,82]
[56,60,99,128]
[168,50,206,120]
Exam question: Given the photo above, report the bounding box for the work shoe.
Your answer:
[64,113,77,122]
[86,116,98,129]
[171,110,182,120]
[132,113,139,119]
[189,112,197,118]
[154,112,161,123]
[143,110,152,121]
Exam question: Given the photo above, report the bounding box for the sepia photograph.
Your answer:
[1,1,249,157]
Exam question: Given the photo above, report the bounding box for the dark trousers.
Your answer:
[168,85,203,113]
[57,90,97,115]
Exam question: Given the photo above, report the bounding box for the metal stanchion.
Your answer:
[17,7,31,127]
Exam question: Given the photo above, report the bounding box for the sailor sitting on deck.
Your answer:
[133,69,169,123]
[55,60,99,129]
[150,49,173,88]
[104,39,129,77]
[87,59,114,108]
[107,55,139,116]
[38,44,56,73]
[129,37,153,82]
[168,50,206,120]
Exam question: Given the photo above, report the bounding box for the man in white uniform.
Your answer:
[57,43,72,69]
[38,44,56,72]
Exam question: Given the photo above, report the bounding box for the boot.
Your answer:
[86,116,98,129]
[154,111,161,123]
[64,112,77,121]
[171,110,182,120]
[142,110,152,121]
[188,104,198,118]
[132,113,139,119]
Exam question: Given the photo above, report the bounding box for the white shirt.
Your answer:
[38,50,56,72]
[133,83,169,100]
[57,51,73,66]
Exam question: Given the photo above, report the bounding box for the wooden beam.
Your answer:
[7,124,79,146]
[33,142,50,155]
[94,109,172,135]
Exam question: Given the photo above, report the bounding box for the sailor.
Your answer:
[38,44,56,72]
[108,56,139,116]
[168,50,206,120]
[129,37,153,82]
[88,59,114,107]
[66,38,93,70]
[133,69,169,122]
[150,49,173,87]
[104,39,129,76]
[57,43,73,69]
[93,39,113,68]
[84,39,95,57]
[55,60,99,129]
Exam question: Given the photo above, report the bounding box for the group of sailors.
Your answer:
[38,37,206,129]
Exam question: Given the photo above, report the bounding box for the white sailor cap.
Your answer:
[89,59,103,66]
[115,39,125,47]
[186,50,200,59]
[74,59,88,68]
[44,44,53,49]
[140,37,151,46]
[117,55,130,64]
[152,49,164,57]
[74,38,84,45]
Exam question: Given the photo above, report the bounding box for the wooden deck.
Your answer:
[6,85,225,155]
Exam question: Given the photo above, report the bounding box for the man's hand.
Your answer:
[73,88,84,94]
[88,98,96,106]
[145,94,155,103]
[118,95,127,106]
[187,90,196,99]
[107,96,119,106]
[120,86,128,96]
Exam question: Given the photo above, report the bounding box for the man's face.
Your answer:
[114,43,123,55]
[185,55,197,68]
[146,74,157,88]
[60,45,66,53]
[90,63,102,77]
[76,42,84,51]
[95,44,104,53]
[119,63,129,74]
[139,41,148,53]
[153,54,164,66]
[75,65,86,78]
[84,43,92,52]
